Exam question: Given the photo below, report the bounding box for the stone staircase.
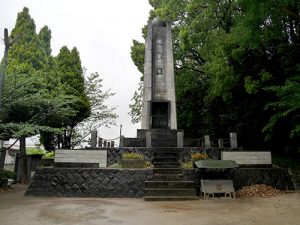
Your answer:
[144,147,198,201]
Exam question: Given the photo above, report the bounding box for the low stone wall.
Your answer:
[106,148,154,165]
[25,167,293,197]
[229,168,294,190]
[179,148,222,162]
[106,147,221,166]
[198,168,294,190]
[25,168,153,197]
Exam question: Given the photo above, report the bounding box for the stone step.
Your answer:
[144,196,199,201]
[149,174,189,181]
[154,152,178,158]
[153,168,182,174]
[145,188,197,196]
[153,162,181,168]
[152,147,182,152]
[153,156,178,162]
[145,180,195,188]
[152,142,177,147]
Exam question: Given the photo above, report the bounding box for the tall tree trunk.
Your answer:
[20,136,28,184]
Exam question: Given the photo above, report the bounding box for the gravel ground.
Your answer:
[0,184,300,225]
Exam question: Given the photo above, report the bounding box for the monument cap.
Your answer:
[152,18,166,27]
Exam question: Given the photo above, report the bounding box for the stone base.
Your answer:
[25,168,153,197]
[25,167,294,197]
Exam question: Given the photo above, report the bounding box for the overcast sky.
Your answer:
[0,0,152,143]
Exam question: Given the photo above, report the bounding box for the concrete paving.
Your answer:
[1,185,300,225]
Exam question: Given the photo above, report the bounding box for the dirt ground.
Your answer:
[0,185,300,225]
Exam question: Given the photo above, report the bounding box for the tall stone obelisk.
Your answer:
[141,18,177,130]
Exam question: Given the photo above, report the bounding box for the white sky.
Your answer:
[0,0,152,144]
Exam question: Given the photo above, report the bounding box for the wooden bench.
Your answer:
[201,179,235,199]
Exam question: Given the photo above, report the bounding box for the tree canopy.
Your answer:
[130,0,300,151]
[0,7,116,149]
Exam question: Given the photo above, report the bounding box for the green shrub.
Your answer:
[26,148,45,156]
[109,163,122,168]
[272,156,300,169]
[144,161,153,168]
[181,162,193,169]
[0,169,16,180]
[191,152,209,161]
[122,152,144,160]
[42,151,55,159]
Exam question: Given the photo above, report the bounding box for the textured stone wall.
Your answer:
[106,148,154,165]
[179,148,221,162]
[106,147,221,166]
[197,168,294,190]
[25,167,293,197]
[25,168,153,197]
[229,168,294,190]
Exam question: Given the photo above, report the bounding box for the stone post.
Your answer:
[230,133,238,148]
[111,141,114,147]
[107,142,111,148]
[119,135,124,147]
[90,130,97,148]
[146,131,151,147]
[98,138,103,147]
[177,131,184,147]
[204,135,211,148]
[103,140,107,147]
[218,139,224,148]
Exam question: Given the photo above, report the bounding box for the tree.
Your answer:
[130,0,300,151]
[263,78,300,144]
[71,72,117,148]
[0,7,90,182]
[56,46,91,148]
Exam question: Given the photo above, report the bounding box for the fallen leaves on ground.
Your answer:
[236,184,284,198]
[0,187,12,193]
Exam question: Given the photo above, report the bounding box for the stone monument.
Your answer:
[141,18,177,130]
[121,18,184,148]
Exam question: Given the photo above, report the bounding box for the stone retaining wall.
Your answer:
[105,147,221,166]
[25,167,293,197]
[106,148,154,165]
[25,168,153,197]
[198,168,294,190]
[229,168,294,190]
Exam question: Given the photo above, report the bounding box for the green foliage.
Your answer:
[56,46,91,126]
[71,72,117,148]
[128,81,143,124]
[42,151,55,159]
[26,148,45,155]
[109,163,122,168]
[263,79,300,139]
[181,161,193,169]
[121,152,144,160]
[272,155,300,170]
[7,7,48,74]
[191,153,209,161]
[0,169,16,180]
[130,0,300,151]
[130,40,145,74]
[144,161,153,168]
[0,123,62,140]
